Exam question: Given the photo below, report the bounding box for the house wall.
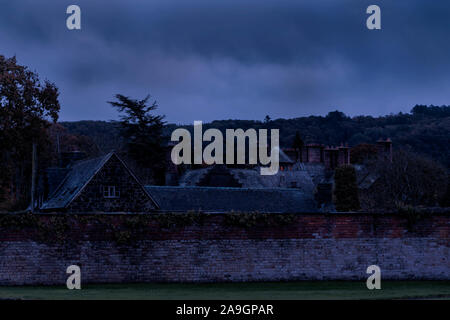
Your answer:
[67,156,156,212]
[0,213,448,285]
[324,149,338,169]
[305,146,323,163]
[338,147,351,166]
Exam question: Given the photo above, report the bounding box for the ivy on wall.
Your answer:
[396,202,424,232]
[0,208,444,244]
[223,212,297,228]
[0,211,210,244]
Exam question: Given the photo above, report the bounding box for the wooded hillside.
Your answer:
[60,105,450,168]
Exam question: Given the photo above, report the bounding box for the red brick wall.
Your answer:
[0,213,448,284]
[305,146,323,163]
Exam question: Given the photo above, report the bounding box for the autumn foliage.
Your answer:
[0,55,60,210]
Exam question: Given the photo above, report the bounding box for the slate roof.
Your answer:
[294,163,328,185]
[230,168,315,192]
[40,152,318,213]
[178,167,212,186]
[41,152,158,211]
[278,148,294,164]
[41,153,113,210]
[354,164,379,189]
[179,166,318,192]
[145,186,318,213]
[46,167,70,196]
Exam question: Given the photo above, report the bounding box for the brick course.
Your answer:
[0,213,448,285]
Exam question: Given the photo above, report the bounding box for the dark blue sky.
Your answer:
[1,0,450,123]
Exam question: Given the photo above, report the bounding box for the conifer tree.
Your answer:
[109,94,166,184]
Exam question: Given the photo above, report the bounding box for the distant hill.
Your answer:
[60,105,450,168]
[60,120,125,154]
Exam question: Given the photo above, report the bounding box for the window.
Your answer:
[102,186,120,198]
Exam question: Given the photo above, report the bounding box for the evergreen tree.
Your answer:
[109,94,166,185]
[441,174,450,207]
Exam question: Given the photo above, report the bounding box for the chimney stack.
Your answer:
[376,138,393,162]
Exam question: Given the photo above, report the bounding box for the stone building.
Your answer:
[40,152,158,212]
[39,152,317,213]
[39,139,392,213]
[283,143,351,169]
[177,138,393,210]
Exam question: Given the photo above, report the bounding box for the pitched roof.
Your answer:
[230,168,315,192]
[294,163,328,185]
[179,166,317,192]
[278,148,294,164]
[178,167,211,186]
[354,164,379,189]
[41,152,157,210]
[145,186,318,213]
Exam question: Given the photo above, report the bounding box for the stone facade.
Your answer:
[283,139,391,169]
[0,213,448,285]
[67,155,156,212]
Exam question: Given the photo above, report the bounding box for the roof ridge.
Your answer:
[70,152,113,168]
[145,185,308,192]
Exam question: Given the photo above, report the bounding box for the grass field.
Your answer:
[0,281,449,300]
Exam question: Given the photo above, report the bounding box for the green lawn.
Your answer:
[0,281,449,300]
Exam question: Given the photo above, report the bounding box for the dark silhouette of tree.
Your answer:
[334,165,360,212]
[47,123,100,161]
[441,174,450,207]
[59,120,125,154]
[108,94,166,185]
[60,104,450,169]
[0,55,60,210]
[363,148,448,210]
[326,110,347,122]
[411,104,450,117]
[292,131,304,162]
[264,115,271,123]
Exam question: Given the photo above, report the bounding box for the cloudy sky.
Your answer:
[1,0,449,123]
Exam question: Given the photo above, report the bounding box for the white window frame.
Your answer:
[102,185,120,198]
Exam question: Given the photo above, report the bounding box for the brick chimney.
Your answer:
[303,144,324,163]
[376,138,393,162]
[338,143,350,166]
[324,146,339,169]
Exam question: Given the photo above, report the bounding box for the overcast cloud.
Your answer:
[1,0,450,123]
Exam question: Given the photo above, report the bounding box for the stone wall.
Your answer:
[67,155,156,212]
[0,213,448,285]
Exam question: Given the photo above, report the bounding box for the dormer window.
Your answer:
[102,186,120,198]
